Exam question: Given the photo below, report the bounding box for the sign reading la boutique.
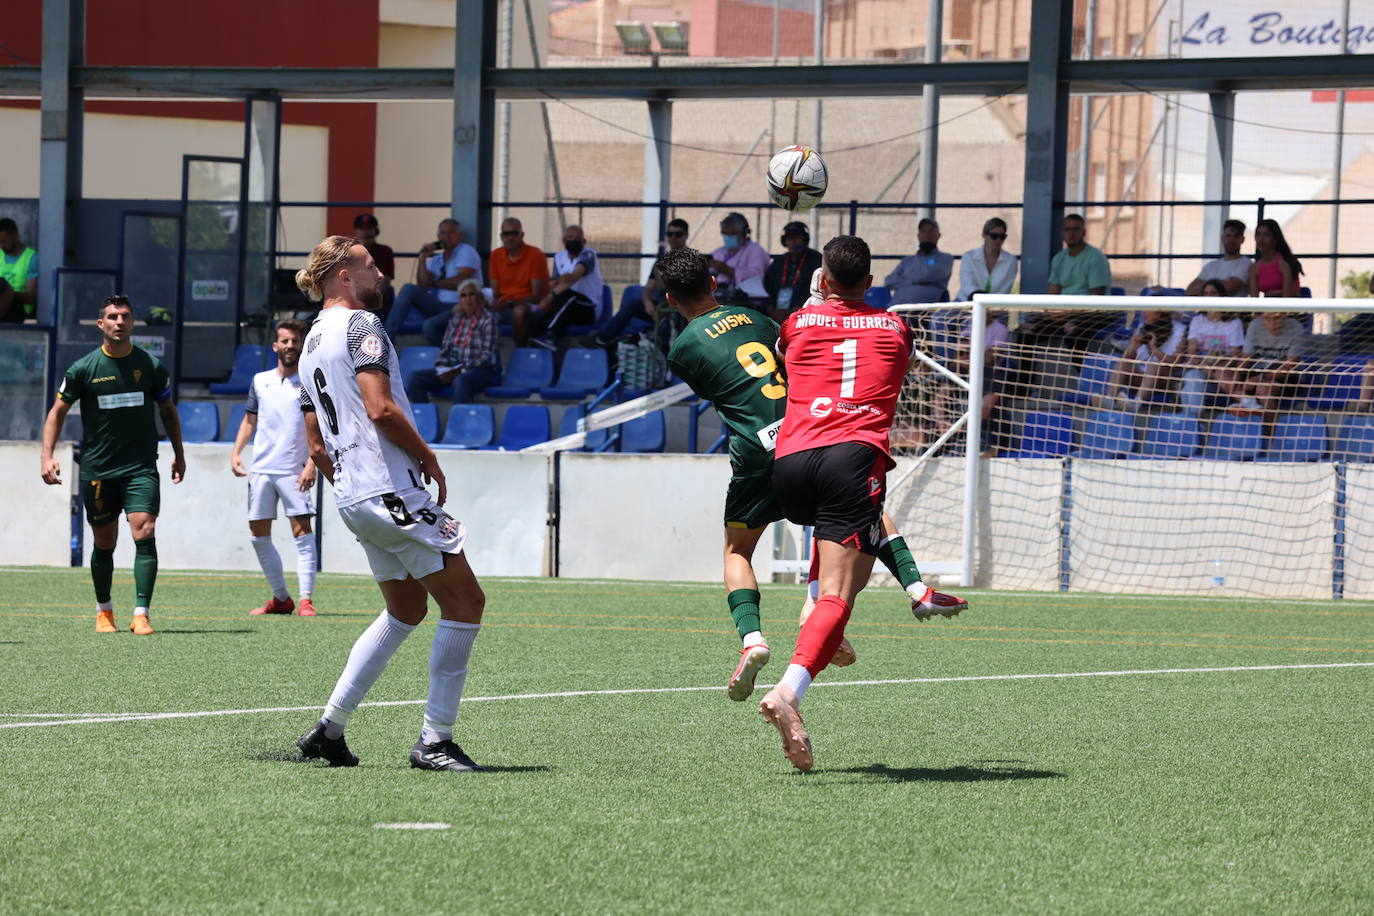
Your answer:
[1179,10,1371,54]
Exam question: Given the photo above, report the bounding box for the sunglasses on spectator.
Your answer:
[499,230,521,237]
[986,232,1007,240]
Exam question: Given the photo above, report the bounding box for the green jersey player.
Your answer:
[40,295,186,635]
[663,247,838,701]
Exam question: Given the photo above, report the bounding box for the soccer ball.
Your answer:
[766,145,828,212]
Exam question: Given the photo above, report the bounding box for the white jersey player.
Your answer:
[292,235,488,773]
[230,320,319,617]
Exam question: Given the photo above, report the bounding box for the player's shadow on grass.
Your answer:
[828,761,1065,783]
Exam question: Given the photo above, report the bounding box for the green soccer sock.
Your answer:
[91,546,114,605]
[877,535,923,591]
[727,589,762,642]
[133,537,158,609]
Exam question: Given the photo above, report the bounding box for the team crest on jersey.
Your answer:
[360,334,384,358]
[133,369,142,383]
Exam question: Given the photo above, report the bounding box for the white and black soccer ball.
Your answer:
[765,145,828,213]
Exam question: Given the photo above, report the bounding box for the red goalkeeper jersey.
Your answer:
[775,297,914,468]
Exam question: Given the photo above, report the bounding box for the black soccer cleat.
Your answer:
[297,723,359,767]
[409,739,483,772]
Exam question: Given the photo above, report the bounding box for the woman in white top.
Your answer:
[956,217,1019,301]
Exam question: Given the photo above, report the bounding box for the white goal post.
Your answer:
[888,294,1374,598]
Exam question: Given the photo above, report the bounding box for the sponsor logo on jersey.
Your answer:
[91,375,117,383]
[810,397,833,418]
[756,418,784,450]
[360,334,384,358]
[96,391,145,409]
[133,369,143,383]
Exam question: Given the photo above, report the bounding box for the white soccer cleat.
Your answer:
[727,644,771,702]
[758,685,813,771]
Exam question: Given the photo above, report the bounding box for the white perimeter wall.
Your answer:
[6,441,1373,600]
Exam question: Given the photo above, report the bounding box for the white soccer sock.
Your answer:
[321,611,417,737]
[294,533,317,599]
[742,630,767,650]
[907,582,932,602]
[97,601,113,612]
[251,535,289,600]
[420,619,481,744]
[779,663,814,704]
[133,606,149,617]
[807,578,820,600]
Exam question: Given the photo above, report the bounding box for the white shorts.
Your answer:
[248,472,315,522]
[337,490,468,582]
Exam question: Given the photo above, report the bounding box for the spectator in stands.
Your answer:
[709,212,769,299]
[385,218,483,340]
[1182,219,1251,297]
[529,224,603,350]
[763,220,822,322]
[956,217,1018,302]
[1049,213,1111,297]
[353,214,395,316]
[1248,218,1303,298]
[1240,310,1309,423]
[593,218,689,347]
[489,217,549,346]
[1109,310,1187,407]
[405,279,499,404]
[885,218,954,304]
[0,217,39,324]
[1184,282,1247,407]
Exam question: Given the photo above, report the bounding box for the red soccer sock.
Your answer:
[791,595,852,676]
[807,539,821,585]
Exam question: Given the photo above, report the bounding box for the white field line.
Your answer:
[3,662,1371,731]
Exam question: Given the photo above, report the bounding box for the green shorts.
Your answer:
[724,468,784,531]
[81,469,161,527]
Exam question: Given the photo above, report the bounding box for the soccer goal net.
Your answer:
[887,294,1374,600]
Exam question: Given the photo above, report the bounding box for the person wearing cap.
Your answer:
[0,217,39,324]
[353,214,395,316]
[762,221,822,322]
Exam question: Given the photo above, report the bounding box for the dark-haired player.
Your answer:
[39,295,186,635]
[230,320,319,617]
[759,235,914,770]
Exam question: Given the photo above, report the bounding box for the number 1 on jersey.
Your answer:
[833,338,857,398]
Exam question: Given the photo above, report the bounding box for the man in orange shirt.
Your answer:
[489,218,549,345]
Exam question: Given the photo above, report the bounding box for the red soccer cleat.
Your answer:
[911,587,968,622]
[250,596,295,616]
[296,598,318,617]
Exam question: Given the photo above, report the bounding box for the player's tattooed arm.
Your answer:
[157,400,186,484]
[302,410,335,484]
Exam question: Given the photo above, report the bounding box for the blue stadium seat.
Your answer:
[1335,415,1374,463]
[1262,414,1328,462]
[864,287,892,310]
[486,348,556,398]
[1073,410,1135,459]
[1003,411,1073,458]
[410,403,439,442]
[178,401,219,443]
[558,404,609,451]
[399,346,449,399]
[1142,286,1186,296]
[1110,286,1126,296]
[435,404,494,449]
[1203,415,1264,461]
[483,404,551,451]
[617,285,653,336]
[566,284,614,337]
[1307,355,1367,410]
[620,410,666,453]
[1060,354,1116,405]
[1138,413,1201,459]
[208,345,274,396]
[540,348,610,400]
[218,403,249,443]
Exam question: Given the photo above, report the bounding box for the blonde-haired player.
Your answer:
[292,235,488,772]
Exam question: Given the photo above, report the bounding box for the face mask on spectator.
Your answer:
[564,240,584,255]
[722,234,740,250]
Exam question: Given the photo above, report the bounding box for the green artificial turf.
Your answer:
[2,567,1372,914]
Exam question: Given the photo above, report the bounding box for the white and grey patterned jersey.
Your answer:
[244,368,308,475]
[298,307,424,509]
